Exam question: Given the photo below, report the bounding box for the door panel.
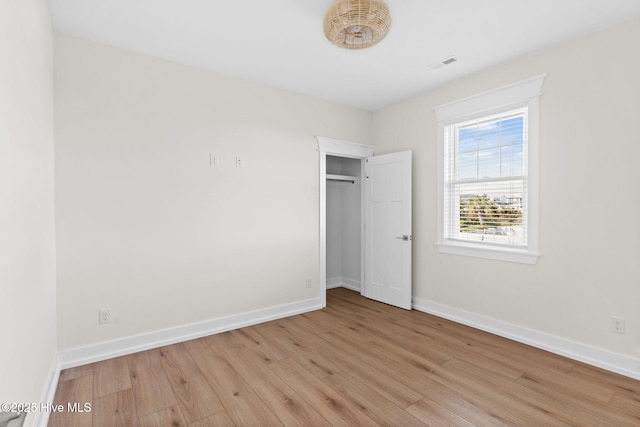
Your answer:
[364,151,412,309]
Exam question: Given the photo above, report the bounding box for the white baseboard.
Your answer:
[57,297,322,370]
[326,276,342,289]
[32,353,61,427]
[341,278,361,292]
[412,297,640,381]
[326,276,360,291]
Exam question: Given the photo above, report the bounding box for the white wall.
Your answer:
[0,0,57,423]
[373,18,640,361]
[54,34,372,350]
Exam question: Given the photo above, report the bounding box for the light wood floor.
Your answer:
[49,288,640,426]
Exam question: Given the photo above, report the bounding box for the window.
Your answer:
[435,75,545,264]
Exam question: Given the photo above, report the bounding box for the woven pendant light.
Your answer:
[323,0,392,49]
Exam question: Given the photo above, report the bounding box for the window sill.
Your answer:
[436,241,540,264]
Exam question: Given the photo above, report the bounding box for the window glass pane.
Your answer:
[458,151,477,180]
[477,121,501,150]
[458,127,477,153]
[478,147,501,179]
[501,116,524,146]
[454,112,525,181]
[501,145,524,177]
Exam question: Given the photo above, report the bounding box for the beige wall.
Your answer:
[0,0,57,421]
[373,18,640,359]
[54,34,372,349]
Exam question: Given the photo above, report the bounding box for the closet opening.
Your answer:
[317,137,374,308]
[317,137,413,310]
[326,155,362,293]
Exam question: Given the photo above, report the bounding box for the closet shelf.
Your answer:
[327,174,357,184]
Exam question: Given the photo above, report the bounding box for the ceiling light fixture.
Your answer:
[323,0,392,50]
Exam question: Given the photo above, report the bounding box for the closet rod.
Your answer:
[326,174,356,184]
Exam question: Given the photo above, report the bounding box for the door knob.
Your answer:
[396,235,411,241]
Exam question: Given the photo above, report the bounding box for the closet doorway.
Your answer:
[317,137,412,310]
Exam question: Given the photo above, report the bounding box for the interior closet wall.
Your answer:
[326,156,361,291]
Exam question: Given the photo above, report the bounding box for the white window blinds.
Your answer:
[444,108,528,247]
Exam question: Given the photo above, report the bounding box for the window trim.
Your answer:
[435,75,545,264]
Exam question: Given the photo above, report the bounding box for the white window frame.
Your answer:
[435,75,545,264]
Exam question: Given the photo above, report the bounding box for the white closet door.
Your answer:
[364,151,412,309]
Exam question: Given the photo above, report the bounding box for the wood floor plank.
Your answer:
[280,311,334,335]
[253,318,341,379]
[408,376,516,427]
[323,371,426,427]
[367,312,524,380]
[441,357,571,426]
[515,370,640,426]
[327,288,403,321]
[301,308,378,343]
[324,295,398,322]
[406,397,477,427]
[49,374,94,427]
[222,346,332,427]
[569,363,640,398]
[328,307,454,366]
[128,349,178,417]
[520,364,616,403]
[322,333,436,396]
[441,354,618,426]
[351,332,562,426]
[395,314,577,377]
[268,357,380,427]
[92,389,136,427]
[93,356,132,398]
[228,326,288,362]
[316,331,424,408]
[202,330,245,352]
[138,405,187,427]
[327,332,445,397]
[59,364,94,382]
[352,337,525,426]
[331,290,576,379]
[158,343,224,423]
[610,392,640,418]
[182,337,284,427]
[188,411,236,427]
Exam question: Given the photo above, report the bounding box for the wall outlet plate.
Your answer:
[99,308,112,324]
[610,316,625,334]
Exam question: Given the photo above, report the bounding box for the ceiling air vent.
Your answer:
[430,56,458,70]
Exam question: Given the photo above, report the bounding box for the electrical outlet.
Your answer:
[610,316,625,334]
[209,153,218,166]
[235,156,242,168]
[98,308,112,324]
[306,276,312,288]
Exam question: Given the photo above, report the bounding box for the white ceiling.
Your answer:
[49,0,640,111]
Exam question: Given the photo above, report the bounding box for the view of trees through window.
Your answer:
[460,194,522,231]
